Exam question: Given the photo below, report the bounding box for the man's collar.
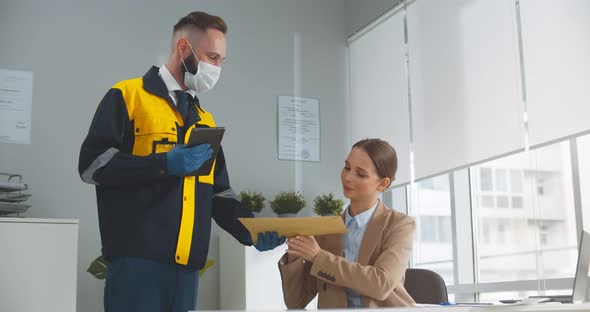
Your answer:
[159,65,182,92]
[159,64,197,98]
[142,66,170,100]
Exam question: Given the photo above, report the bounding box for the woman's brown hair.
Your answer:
[353,138,397,187]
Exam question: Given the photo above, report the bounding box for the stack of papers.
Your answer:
[0,173,31,216]
[0,180,27,192]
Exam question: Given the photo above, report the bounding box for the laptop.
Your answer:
[528,230,590,303]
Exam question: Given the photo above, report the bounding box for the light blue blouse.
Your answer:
[342,200,378,308]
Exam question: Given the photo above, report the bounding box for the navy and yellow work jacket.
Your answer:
[78,66,253,270]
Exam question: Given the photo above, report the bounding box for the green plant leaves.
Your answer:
[87,255,108,280]
[87,256,216,280]
[200,259,215,277]
[239,191,265,212]
[269,191,306,214]
[313,193,345,216]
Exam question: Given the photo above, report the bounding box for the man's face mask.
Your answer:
[180,41,221,93]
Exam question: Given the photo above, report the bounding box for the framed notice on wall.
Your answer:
[0,69,33,144]
[277,96,320,162]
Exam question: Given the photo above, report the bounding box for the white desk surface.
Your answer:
[195,303,590,312]
[0,217,79,224]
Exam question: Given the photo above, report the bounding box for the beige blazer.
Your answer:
[278,201,416,309]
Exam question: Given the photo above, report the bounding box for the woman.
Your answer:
[278,138,416,309]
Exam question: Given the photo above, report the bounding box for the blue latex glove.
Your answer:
[251,231,287,252]
[166,144,212,176]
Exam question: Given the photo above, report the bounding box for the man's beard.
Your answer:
[182,53,198,75]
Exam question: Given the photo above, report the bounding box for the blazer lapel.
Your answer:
[321,233,344,257]
[356,202,387,265]
[317,213,346,256]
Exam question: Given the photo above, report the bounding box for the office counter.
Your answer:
[0,218,79,312]
[195,303,590,312]
[218,230,590,312]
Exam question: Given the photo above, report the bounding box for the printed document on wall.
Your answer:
[0,69,33,144]
[278,96,320,162]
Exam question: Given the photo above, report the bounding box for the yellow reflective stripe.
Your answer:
[192,113,217,185]
[116,78,183,157]
[175,175,195,265]
[198,158,216,184]
[196,111,215,127]
[175,107,218,265]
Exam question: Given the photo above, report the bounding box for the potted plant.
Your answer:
[313,192,345,216]
[269,191,306,217]
[87,256,215,279]
[239,190,266,217]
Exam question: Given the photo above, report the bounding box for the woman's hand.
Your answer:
[287,236,321,262]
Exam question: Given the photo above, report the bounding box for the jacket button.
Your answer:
[171,127,175,131]
[136,128,140,133]
[323,283,327,291]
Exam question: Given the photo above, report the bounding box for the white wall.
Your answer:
[0,0,348,311]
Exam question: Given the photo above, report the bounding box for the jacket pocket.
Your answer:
[132,118,178,156]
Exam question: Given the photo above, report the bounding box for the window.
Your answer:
[419,216,452,243]
[480,168,493,191]
[539,224,549,245]
[419,216,437,242]
[511,196,523,208]
[411,175,454,285]
[497,223,506,244]
[478,167,524,209]
[483,223,491,244]
[536,177,545,195]
[496,169,508,192]
[496,196,509,208]
[577,133,590,231]
[439,216,452,242]
[510,170,523,193]
[471,141,577,282]
[481,195,494,208]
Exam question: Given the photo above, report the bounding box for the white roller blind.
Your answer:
[348,11,411,186]
[520,0,590,147]
[408,0,525,180]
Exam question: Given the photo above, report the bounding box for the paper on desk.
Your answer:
[239,216,348,244]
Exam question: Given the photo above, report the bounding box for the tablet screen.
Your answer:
[187,127,225,176]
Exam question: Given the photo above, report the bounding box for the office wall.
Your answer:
[0,0,348,311]
[344,0,401,36]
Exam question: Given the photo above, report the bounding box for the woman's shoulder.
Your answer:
[379,202,413,219]
[379,203,416,229]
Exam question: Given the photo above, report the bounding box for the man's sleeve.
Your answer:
[78,88,168,186]
[211,146,254,245]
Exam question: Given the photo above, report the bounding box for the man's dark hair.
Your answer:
[173,11,227,34]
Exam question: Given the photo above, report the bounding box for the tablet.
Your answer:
[187,127,225,176]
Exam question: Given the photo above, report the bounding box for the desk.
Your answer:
[383,304,590,311]
[194,303,590,312]
[219,230,317,310]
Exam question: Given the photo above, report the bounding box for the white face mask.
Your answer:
[181,42,221,93]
